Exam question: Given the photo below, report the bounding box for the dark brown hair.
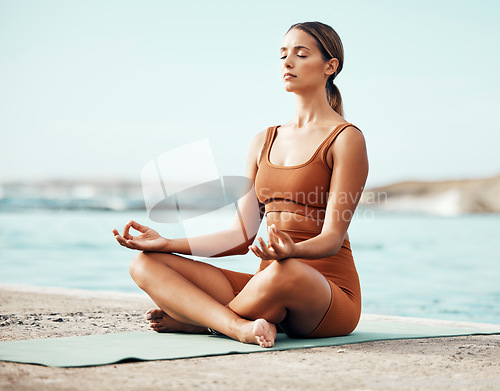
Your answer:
[287,21,344,117]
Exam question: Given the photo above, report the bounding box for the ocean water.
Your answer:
[0,209,499,324]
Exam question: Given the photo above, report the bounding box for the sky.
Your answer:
[1,0,499,188]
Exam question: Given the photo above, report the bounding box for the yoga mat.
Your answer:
[1,319,498,367]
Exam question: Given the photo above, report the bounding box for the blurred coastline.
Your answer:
[0,180,144,211]
[361,173,500,216]
[1,173,499,215]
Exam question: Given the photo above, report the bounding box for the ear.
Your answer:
[325,58,339,76]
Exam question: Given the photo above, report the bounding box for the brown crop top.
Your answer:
[254,123,363,235]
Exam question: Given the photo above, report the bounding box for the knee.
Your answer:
[259,258,302,292]
[129,252,153,286]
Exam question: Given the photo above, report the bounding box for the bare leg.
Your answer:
[129,252,332,346]
[139,255,235,334]
[130,252,276,347]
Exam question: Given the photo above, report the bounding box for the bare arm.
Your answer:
[249,126,368,260]
[113,130,267,257]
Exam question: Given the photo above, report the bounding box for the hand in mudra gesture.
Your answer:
[249,224,296,261]
[112,220,169,252]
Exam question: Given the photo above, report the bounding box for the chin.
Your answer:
[283,84,298,93]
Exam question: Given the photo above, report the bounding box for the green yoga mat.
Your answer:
[1,320,498,367]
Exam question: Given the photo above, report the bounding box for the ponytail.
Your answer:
[326,77,344,117]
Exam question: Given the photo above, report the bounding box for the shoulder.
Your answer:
[326,123,367,167]
[246,126,276,169]
[327,122,366,152]
[335,124,365,145]
[251,127,270,148]
[249,126,274,157]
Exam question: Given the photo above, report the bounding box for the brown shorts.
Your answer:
[217,267,254,296]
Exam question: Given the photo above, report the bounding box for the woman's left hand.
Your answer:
[249,224,296,261]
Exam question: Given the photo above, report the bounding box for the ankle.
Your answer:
[231,318,255,343]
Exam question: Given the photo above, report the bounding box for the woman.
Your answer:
[113,21,368,348]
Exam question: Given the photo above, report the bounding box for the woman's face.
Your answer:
[280,28,337,93]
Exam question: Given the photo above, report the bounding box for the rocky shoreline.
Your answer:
[360,173,500,215]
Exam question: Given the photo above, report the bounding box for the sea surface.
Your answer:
[0,209,499,325]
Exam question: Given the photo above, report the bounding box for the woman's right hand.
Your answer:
[112,220,170,252]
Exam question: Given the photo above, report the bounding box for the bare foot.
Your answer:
[252,318,277,348]
[145,309,207,334]
[236,318,276,348]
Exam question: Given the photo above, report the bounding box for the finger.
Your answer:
[249,245,258,257]
[270,226,289,248]
[113,232,125,244]
[270,224,288,242]
[252,237,263,249]
[249,244,261,257]
[257,236,268,248]
[257,237,271,254]
[263,230,287,259]
[249,244,268,260]
[116,236,132,249]
[259,236,275,254]
[130,220,149,233]
[257,237,276,258]
[126,240,142,249]
[113,229,133,245]
[122,221,133,240]
[252,246,270,261]
[114,235,128,248]
[267,237,285,258]
[124,239,142,250]
[115,234,135,249]
[268,229,281,249]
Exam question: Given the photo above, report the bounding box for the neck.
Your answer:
[292,86,341,128]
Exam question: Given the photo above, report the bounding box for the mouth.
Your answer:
[284,73,296,80]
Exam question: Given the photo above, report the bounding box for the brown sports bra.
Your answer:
[254,123,363,236]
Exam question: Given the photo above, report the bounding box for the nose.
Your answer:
[282,55,294,69]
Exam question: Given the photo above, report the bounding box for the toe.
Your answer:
[145,308,164,320]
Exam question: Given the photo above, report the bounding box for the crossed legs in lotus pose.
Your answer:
[129,251,332,348]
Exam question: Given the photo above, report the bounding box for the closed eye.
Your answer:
[280,55,307,59]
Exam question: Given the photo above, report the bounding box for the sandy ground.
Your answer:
[0,284,499,391]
